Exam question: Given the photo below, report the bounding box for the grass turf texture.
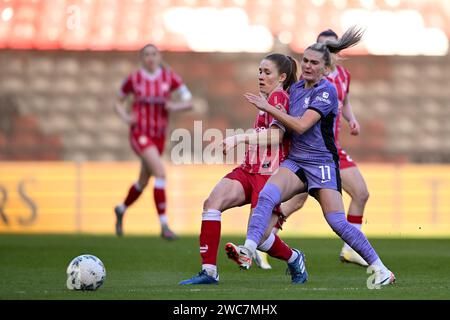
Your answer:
[1,234,449,300]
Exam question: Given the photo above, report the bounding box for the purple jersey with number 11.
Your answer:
[274,78,340,193]
[274,78,339,163]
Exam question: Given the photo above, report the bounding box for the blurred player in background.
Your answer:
[274,29,370,267]
[226,26,395,286]
[179,53,297,285]
[114,44,192,240]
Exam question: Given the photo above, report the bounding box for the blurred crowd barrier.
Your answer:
[1,50,450,163]
[0,162,449,237]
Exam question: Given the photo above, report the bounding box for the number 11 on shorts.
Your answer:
[319,165,331,183]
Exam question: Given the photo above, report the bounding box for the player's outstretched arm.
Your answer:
[244,92,321,135]
[222,128,284,155]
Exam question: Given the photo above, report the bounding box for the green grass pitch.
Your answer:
[1,234,449,300]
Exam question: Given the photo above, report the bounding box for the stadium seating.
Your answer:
[0,49,449,163]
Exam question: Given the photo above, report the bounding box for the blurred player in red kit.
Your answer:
[114,44,192,240]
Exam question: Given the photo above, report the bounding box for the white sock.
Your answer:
[134,181,144,192]
[244,239,258,256]
[287,250,299,264]
[350,222,362,230]
[343,222,363,250]
[159,214,168,227]
[202,264,218,278]
[371,258,388,272]
[117,204,126,214]
[202,209,222,221]
[154,178,166,189]
[257,233,275,252]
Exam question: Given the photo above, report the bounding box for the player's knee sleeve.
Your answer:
[246,184,282,246]
[257,183,282,209]
[325,212,352,239]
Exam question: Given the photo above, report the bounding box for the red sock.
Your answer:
[124,184,143,207]
[347,214,363,225]
[267,234,293,261]
[200,210,221,265]
[153,187,166,215]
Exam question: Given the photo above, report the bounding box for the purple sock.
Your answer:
[247,183,281,246]
[325,211,379,264]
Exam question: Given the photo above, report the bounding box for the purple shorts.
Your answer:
[280,158,342,194]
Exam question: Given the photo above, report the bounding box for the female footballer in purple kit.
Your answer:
[226,26,395,286]
[272,29,371,267]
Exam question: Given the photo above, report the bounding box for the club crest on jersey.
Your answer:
[262,162,271,168]
[138,135,148,145]
[322,92,329,98]
[302,97,310,109]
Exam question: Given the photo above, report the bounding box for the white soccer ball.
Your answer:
[66,254,106,291]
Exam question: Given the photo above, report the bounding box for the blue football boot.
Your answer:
[286,249,308,284]
[179,270,219,285]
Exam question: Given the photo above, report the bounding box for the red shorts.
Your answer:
[129,132,165,156]
[224,167,282,214]
[338,148,357,170]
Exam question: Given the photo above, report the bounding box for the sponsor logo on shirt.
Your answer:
[262,162,271,168]
[315,92,331,104]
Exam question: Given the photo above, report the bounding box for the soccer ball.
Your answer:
[66,254,106,291]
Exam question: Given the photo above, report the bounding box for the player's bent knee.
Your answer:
[203,197,221,211]
[258,184,280,205]
[355,189,369,205]
[293,200,306,212]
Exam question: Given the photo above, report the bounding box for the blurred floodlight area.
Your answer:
[0,0,448,55]
[1,0,450,164]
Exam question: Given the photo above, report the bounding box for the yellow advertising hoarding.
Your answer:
[0,162,449,237]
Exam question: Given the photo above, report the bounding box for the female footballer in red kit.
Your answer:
[114,44,192,240]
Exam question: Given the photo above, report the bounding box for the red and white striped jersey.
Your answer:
[325,64,350,148]
[241,89,290,175]
[120,67,183,138]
